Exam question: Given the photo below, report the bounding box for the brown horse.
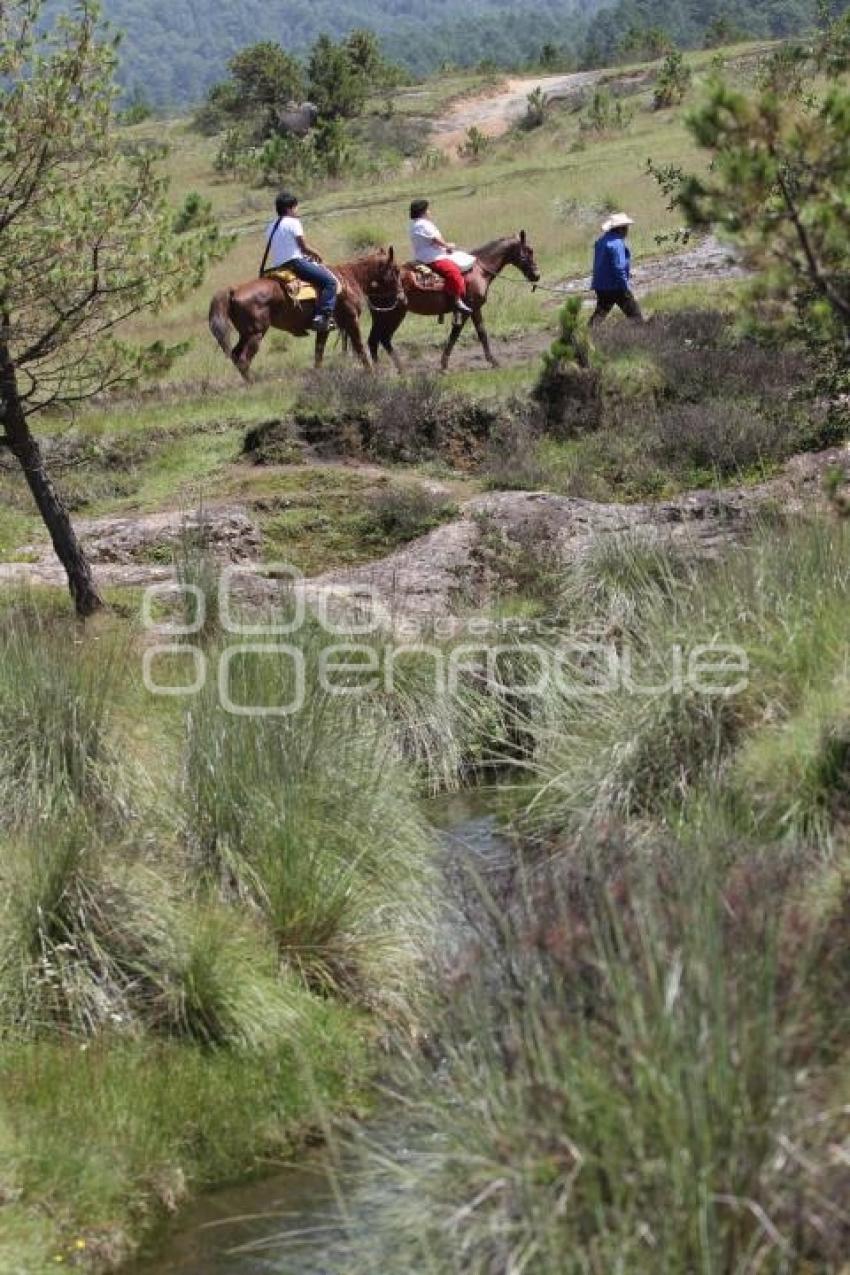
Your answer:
[208,248,403,380]
[367,231,541,372]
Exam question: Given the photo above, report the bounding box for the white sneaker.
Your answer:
[455,300,473,316]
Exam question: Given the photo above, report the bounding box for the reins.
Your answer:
[478,260,581,296]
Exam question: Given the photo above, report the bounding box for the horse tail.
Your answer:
[208,288,234,359]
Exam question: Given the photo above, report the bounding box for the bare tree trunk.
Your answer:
[0,334,103,618]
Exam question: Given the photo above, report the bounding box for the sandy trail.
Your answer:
[431,71,603,154]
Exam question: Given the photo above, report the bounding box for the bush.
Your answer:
[458,126,492,160]
[523,518,850,837]
[173,191,214,234]
[653,49,692,109]
[579,86,632,134]
[0,822,291,1046]
[292,368,500,468]
[361,484,459,546]
[371,837,836,1273]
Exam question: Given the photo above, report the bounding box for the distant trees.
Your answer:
[580,0,838,68]
[204,29,403,186]
[0,1,223,615]
[196,41,305,137]
[307,35,369,120]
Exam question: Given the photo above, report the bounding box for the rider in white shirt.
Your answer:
[409,198,472,315]
[261,192,338,332]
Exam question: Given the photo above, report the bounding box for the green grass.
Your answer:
[0,589,436,1271]
[0,1012,369,1272]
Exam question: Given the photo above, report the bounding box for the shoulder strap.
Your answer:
[259,217,282,277]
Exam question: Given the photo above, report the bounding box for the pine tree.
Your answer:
[0,0,223,615]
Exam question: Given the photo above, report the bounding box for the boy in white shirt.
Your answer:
[409,198,472,315]
[260,191,338,332]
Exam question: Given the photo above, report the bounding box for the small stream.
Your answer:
[128,800,513,1275]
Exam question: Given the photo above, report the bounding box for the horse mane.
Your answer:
[335,248,390,284]
[472,234,518,259]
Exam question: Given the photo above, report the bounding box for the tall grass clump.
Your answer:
[0,599,127,828]
[522,517,850,838]
[183,625,436,1012]
[366,835,850,1273]
[0,819,299,1048]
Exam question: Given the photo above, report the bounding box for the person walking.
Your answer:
[260,192,338,333]
[408,198,473,316]
[589,212,643,327]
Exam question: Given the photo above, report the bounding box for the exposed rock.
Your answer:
[299,447,850,634]
[6,506,261,587]
[2,448,848,627]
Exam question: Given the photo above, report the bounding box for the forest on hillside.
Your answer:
[74,0,841,106]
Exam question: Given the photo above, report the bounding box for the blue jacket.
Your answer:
[592,231,631,292]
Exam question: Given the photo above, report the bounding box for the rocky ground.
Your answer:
[3,444,846,632]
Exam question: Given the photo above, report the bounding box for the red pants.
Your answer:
[429,258,466,301]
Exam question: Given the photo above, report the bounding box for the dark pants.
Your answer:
[285,257,338,320]
[589,289,643,326]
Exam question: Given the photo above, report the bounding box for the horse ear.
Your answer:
[519,229,527,245]
[388,245,395,262]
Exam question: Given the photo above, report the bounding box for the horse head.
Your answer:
[367,246,406,310]
[511,229,541,283]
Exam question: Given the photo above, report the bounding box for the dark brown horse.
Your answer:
[367,231,541,372]
[209,248,403,380]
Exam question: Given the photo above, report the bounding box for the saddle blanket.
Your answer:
[263,267,317,303]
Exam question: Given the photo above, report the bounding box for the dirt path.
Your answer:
[431,71,603,154]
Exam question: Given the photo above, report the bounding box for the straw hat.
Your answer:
[601,212,635,232]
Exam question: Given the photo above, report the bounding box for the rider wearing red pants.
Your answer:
[409,198,473,316]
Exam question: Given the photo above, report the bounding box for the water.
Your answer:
[128,804,512,1275]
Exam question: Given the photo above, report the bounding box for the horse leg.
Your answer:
[233,329,266,382]
[383,336,403,374]
[369,311,405,372]
[339,314,373,371]
[314,330,330,368]
[367,319,382,365]
[472,309,499,368]
[440,315,466,372]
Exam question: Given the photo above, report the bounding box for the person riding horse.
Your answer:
[408,198,473,317]
[260,192,338,333]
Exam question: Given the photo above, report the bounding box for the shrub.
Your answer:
[458,126,491,160]
[361,484,459,546]
[292,368,499,468]
[579,86,632,134]
[371,839,833,1273]
[173,191,214,234]
[653,49,692,109]
[523,518,850,837]
[520,86,547,130]
[347,224,385,253]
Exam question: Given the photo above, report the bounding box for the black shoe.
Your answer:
[309,315,334,333]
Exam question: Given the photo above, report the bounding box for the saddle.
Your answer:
[407,252,477,284]
[263,267,317,303]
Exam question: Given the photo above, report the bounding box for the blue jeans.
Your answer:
[286,257,338,320]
